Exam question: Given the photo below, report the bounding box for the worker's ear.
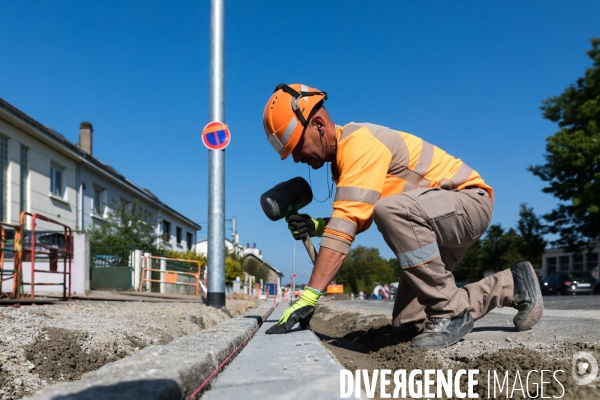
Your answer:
[310,115,325,133]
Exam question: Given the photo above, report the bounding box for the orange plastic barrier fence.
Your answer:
[326,284,344,295]
[0,222,22,298]
[140,256,206,296]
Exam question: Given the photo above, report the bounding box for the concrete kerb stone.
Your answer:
[26,301,275,400]
[202,302,348,400]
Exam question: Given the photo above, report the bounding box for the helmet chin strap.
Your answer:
[308,126,334,203]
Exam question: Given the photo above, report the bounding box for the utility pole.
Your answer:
[207,0,225,308]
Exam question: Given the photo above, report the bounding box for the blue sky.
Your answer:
[1,1,598,282]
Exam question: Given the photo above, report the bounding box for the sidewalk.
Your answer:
[202,302,344,399]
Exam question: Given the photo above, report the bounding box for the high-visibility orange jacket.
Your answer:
[320,122,494,255]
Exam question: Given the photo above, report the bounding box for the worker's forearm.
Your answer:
[307,247,346,292]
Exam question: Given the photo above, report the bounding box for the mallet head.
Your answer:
[260,177,313,221]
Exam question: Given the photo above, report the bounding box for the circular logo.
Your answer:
[573,351,599,385]
[202,121,230,150]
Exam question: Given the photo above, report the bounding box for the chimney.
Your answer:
[78,122,93,155]
[253,243,256,248]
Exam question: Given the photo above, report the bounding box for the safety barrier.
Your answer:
[140,255,206,296]
[0,222,22,298]
[19,211,73,299]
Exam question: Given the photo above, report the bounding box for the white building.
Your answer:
[195,239,263,259]
[542,242,599,279]
[0,98,200,249]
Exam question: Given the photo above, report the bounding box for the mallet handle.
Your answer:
[303,236,317,264]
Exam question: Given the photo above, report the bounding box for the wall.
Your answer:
[0,118,77,230]
[1,232,89,296]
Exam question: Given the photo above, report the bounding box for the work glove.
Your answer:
[265,286,322,334]
[286,214,327,240]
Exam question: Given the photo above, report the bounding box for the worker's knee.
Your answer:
[373,196,396,224]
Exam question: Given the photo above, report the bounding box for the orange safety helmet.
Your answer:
[263,83,327,160]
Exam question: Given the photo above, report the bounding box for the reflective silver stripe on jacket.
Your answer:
[335,186,381,205]
[450,163,473,187]
[325,217,358,238]
[413,141,434,176]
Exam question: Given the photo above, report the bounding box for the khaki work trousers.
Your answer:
[373,187,514,333]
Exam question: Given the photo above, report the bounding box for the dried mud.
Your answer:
[312,306,600,399]
[23,328,121,383]
[0,298,257,400]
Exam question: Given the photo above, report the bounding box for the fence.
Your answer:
[0,222,21,297]
[90,246,134,291]
[19,211,73,299]
[140,255,206,296]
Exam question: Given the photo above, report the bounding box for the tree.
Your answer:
[242,256,270,282]
[223,247,243,284]
[225,257,243,284]
[452,239,483,281]
[529,38,600,251]
[516,203,547,269]
[454,224,527,281]
[87,199,159,249]
[335,246,396,294]
[479,225,524,273]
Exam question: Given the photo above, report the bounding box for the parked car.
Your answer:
[541,272,595,295]
[593,279,600,295]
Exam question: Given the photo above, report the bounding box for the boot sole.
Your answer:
[514,262,544,331]
[410,314,474,350]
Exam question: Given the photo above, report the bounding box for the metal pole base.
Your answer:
[207,292,225,308]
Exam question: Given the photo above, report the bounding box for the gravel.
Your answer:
[0,298,256,400]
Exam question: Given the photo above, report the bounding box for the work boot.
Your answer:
[410,309,474,349]
[511,261,544,331]
[393,321,425,342]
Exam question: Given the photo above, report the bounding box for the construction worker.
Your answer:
[263,83,543,349]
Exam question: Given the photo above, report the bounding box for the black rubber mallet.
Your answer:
[260,177,318,263]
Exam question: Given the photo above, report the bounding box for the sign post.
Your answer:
[207,0,226,308]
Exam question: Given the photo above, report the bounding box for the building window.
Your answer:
[559,255,570,272]
[547,257,557,275]
[162,220,171,242]
[20,145,28,213]
[93,186,105,216]
[186,232,193,251]
[50,165,64,197]
[573,254,584,271]
[588,252,598,271]
[0,136,7,221]
[176,227,182,245]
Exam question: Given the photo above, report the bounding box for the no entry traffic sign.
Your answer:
[202,121,230,150]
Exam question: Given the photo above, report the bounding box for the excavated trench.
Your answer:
[0,299,257,400]
[311,305,600,399]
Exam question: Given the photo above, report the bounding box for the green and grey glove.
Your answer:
[265,286,322,334]
[286,214,327,240]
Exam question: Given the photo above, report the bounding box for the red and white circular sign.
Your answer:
[202,121,230,150]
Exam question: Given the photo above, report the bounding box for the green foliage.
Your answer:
[225,257,243,284]
[387,257,402,279]
[242,256,270,283]
[161,249,206,265]
[516,203,547,270]
[87,199,159,250]
[529,38,600,250]
[335,246,397,294]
